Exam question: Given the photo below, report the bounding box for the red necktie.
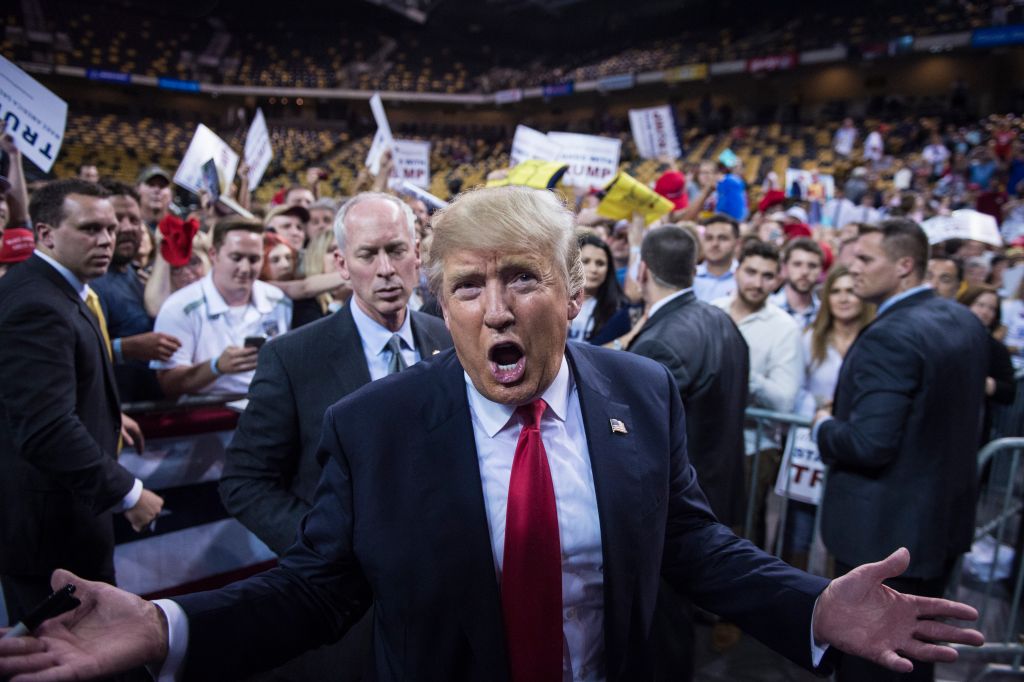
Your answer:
[502,398,563,682]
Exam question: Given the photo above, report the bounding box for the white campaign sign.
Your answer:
[628,105,681,160]
[388,139,431,189]
[365,92,394,175]
[0,55,68,173]
[548,132,621,188]
[174,124,239,196]
[510,125,563,167]
[243,109,273,188]
[774,427,826,505]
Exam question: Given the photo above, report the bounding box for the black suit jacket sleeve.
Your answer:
[656,364,830,671]
[178,407,372,681]
[817,328,919,470]
[629,336,691,398]
[0,301,133,512]
[219,339,309,555]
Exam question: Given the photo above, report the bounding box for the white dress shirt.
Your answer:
[349,300,419,380]
[467,357,605,681]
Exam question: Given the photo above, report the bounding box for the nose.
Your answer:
[482,280,514,331]
[376,252,396,278]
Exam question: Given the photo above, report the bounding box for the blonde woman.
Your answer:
[291,229,351,328]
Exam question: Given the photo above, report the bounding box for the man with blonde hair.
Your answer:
[0,187,984,682]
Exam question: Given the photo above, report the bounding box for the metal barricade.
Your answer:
[951,437,1024,680]
[743,407,822,560]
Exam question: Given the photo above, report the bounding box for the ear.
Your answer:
[896,255,916,279]
[337,250,352,282]
[567,287,583,321]
[636,260,649,285]
[35,222,55,249]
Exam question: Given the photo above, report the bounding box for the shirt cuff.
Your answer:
[811,415,833,443]
[116,478,144,512]
[149,599,189,682]
[809,594,831,667]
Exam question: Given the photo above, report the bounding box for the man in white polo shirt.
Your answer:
[152,217,291,397]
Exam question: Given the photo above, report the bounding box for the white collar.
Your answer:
[648,287,693,318]
[199,274,276,317]
[349,297,414,357]
[34,249,87,301]
[465,355,572,439]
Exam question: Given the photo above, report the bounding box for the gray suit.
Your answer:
[218,303,450,681]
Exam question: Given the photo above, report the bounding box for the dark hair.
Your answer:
[700,212,740,239]
[29,179,110,229]
[782,237,823,264]
[738,239,780,266]
[859,219,929,279]
[577,232,624,338]
[928,255,964,283]
[212,217,265,249]
[98,179,140,204]
[957,284,1002,332]
[640,225,697,290]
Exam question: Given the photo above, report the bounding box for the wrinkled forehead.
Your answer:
[441,247,558,280]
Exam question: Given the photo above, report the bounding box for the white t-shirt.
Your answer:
[151,274,292,395]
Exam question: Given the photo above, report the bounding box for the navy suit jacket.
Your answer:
[177,343,828,681]
[818,289,988,578]
[219,303,452,555]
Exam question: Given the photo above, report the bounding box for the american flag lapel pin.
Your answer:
[610,418,628,435]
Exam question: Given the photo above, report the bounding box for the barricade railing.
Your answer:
[950,437,1024,679]
[743,408,820,560]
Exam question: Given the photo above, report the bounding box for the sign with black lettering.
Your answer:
[0,55,67,173]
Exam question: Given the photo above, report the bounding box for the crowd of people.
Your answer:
[0,99,1021,681]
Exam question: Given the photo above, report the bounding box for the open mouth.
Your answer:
[488,342,526,384]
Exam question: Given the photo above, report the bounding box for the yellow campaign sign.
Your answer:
[664,63,708,83]
[597,172,675,225]
[486,159,568,189]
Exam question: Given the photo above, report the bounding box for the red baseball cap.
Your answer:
[654,170,688,211]
[158,215,201,268]
[0,228,34,264]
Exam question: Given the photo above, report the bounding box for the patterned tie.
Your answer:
[502,398,562,682]
[84,289,113,361]
[386,333,407,374]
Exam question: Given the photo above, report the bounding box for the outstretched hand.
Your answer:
[813,548,984,673]
[0,570,169,681]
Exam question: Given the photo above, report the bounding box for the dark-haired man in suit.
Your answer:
[815,219,989,682]
[0,180,163,622]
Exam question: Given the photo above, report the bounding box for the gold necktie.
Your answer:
[84,289,113,361]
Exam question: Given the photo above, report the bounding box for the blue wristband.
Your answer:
[210,355,222,376]
[113,337,124,364]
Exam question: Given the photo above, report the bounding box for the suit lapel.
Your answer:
[417,352,509,680]
[566,345,641,678]
[29,257,121,410]
[324,305,372,393]
[409,310,447,359]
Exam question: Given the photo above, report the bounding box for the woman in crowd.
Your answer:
[260,233,297,283]
[291,229,351,328]
[785,265,874,568]
[569,232,632,345]
[958,285,1016,443]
